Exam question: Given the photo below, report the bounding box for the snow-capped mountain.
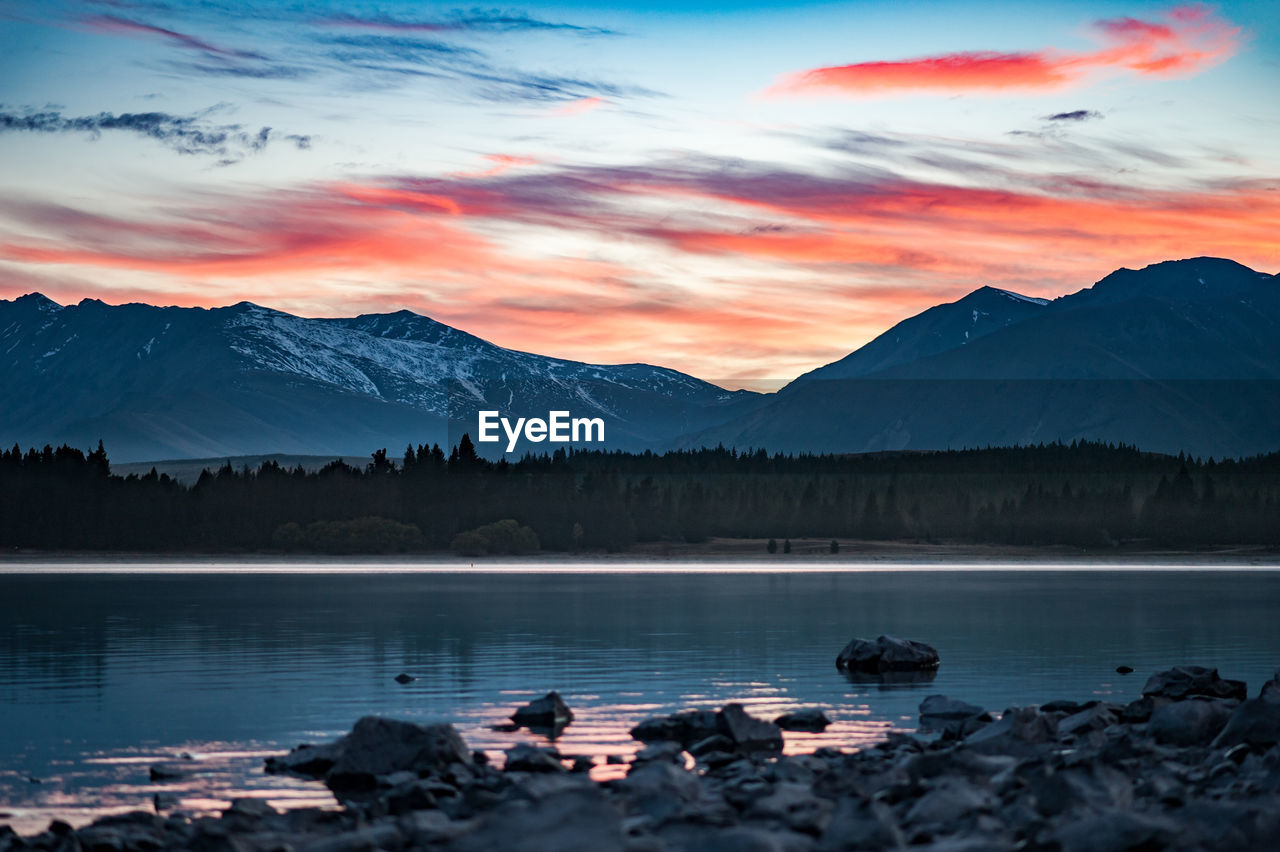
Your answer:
[0,295,760,462]
[683,257,1280,458]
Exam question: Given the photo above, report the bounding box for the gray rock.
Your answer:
[633,741,685,765]
[1147,698,1234,746]
[630,710,719,747]
[394,672,415,684]
[505,743,565,773]
[1210,695,1280,749]
[817,799,903,851]
[1259,669,1280,700]
[222,798,277,819]
[1057,703,1119,738]
[512,691,574,729]
[1141,665,1247,701]
[325,716,472,792]
[904,778,994,825]
[264,740,344,777]
[774,709,831,732]
[616,760,702,825]
[148,762,200,782]
[448,786,624,852]
[688,734,736,757]
[717,704,784,752]
[748,780,834,835]
[1049,810,1178,852]
[919,695,984,722]
[835,635,940,673]
[962,706,1057,756]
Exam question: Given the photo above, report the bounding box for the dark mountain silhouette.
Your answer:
[3,257,1277,462]
[0,295,759,462]
[685,257,1280,458]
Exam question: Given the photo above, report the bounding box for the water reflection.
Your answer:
[2,568,1279,834]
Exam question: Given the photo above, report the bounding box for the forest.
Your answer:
[1,437,1277,553]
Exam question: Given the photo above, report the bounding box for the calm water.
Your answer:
[2,565,1279,833]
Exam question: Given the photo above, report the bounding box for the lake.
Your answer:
[2,565,1279,834]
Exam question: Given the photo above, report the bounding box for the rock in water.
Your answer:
[1141,666,1246,701]
[774,709,832,732]
[1116,665,1134,674]
[836,635,940,673]
[394,673,415,684]
[716,703,784,752]
[511,691,574,729]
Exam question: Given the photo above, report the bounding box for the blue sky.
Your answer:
[1,0,1277,387]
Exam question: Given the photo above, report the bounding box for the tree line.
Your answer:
[1,437,1277,553]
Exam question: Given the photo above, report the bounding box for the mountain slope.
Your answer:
[0,296,760,462]
[793,285,1048,382]
[686,257,1280,458]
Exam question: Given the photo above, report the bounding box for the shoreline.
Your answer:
[6,665,1278,851]
[3,538,1279,569]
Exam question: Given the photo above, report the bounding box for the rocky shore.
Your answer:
[4,659,1280,850]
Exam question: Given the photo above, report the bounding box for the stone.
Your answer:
[148,762,200,781]
[1049,810,1178,852]
[448,786,624,852]
[1147,698,1233,746]
[1057,703,1119,738]
[630,710,719,747]
[717,704,784,752]
[918,695,984,728]
[324,716,472,792]
[1115,665,1134,674]
[835,635,940,673]
[505,743,565,773]
[633,741,684,765]
[223,798,277,819]
[1141,666,1247,701]
[688,734,735,757]
[748,780,834,835]
[512,691,574,729]
[774,709,831,732]
[394,672,416,684]
[1210,695,1280,749]
[264,740,344,777]
[903,778,994,826]
[962,707,1057,756]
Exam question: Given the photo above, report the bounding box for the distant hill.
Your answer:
[0,296,760,462]
[682,258,1280,458]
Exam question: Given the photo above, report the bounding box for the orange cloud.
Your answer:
[550,96,606,116]
[449,154,538,179]
[767,4,1240,96]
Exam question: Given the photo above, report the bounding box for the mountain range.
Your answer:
[2,256,1277,462]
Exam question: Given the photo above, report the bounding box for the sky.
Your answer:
[1,0,1278,389]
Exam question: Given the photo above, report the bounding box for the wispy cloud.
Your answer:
[767,5,1240,97]
[319,9,618,37]
[1045,109,1103,121]
[82,13,265,59]
[0,108,310,160]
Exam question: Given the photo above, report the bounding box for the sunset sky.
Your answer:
[1,1,1278,389]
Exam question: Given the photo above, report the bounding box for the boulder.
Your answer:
[264,741,345,778]
[836,635,940,673]
[504,743,565,773]
[774,709,832,732]
[1259,670,1280,701]
[325,716,472,792]
[511,692,574,731]
[1058,703,1120,738]
[919,695,984,723]
[1210,695,1280,749]
[1141,666,1246,701]
[1147,698,1233,747]
[447,786,624,852]
[962,707,1057,756]
[630,710,719,748]
[394,673,416,684]
[716,704,784,752]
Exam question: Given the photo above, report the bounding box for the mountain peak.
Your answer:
[12,292,63,311]
[967,285,1050,306]
[1078,256,1270,305]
